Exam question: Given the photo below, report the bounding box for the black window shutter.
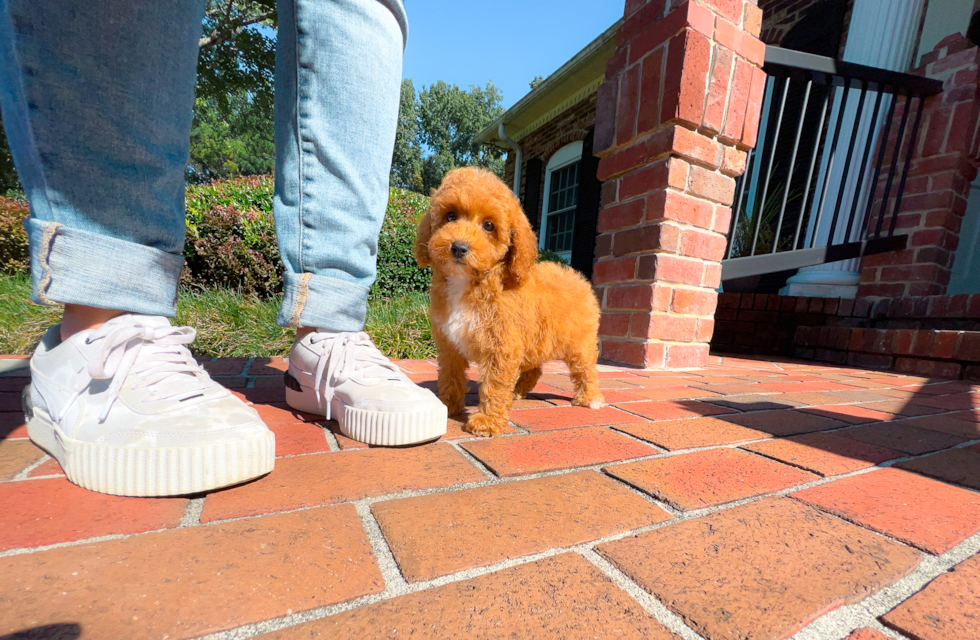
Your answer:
[522,158,544,233]
[570,128,602,279]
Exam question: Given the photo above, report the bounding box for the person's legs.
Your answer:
[275,0,447,445]
[0,0,198,327]
[0,0,275,496]
[275,0,407,331]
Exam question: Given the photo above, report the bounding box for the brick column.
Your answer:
[858,35,980,299]
[592,0,767,368]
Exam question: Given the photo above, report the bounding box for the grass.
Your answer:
[0,272,436,360]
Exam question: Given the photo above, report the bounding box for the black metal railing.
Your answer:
[722,46,944,281]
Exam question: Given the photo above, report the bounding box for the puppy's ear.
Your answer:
[414,210,433,268]
[504,208,538,287]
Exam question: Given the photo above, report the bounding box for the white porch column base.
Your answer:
[780,269,859,298]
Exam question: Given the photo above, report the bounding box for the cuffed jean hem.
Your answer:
[276,271,370,331]
[26,219,184,316]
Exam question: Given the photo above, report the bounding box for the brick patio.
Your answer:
[1,353,979,639]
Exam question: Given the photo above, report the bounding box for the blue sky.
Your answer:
[401,0,623,109]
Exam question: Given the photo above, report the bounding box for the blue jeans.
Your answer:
[0,0,407,331]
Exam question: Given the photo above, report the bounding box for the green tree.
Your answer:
[416,80,505,192]
[196,0,277,116]
[187,90,275,183]
[0,0,277,192]
[390,79,424,193]
[529,75,545,90]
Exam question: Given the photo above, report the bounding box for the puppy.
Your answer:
[414,166,603,437]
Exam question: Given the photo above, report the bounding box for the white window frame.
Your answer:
[540,140,583,261]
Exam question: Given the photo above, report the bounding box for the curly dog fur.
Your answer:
[414,166,603,437]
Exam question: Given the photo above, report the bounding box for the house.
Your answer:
[474,0,980,377]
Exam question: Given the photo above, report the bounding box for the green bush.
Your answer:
[372,187,430,299]
[537,249,568,265]
[0,176,432,298]
[0,196,29,275]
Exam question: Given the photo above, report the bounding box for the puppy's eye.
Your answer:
[482,220,495,233]
[445,211,457,222]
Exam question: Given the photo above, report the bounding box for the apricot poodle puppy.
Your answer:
[414,166,603,437]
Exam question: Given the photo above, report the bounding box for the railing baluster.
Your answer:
[751,75,790,257]
[793,79,831,251]
[875,89,913,238]
[809,80,853,250]
[843,85,885,245]
[827,81,870,247]
[865,86,899,238]
[728,147,753,259]
[889,94,927,237]
[772,75,812,254]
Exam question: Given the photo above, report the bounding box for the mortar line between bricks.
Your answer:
[322,427,340,452]
[11,454,51,481]
[787,528,980,640]
[178,498,205,527]
[579,548,708,640]
[446,441,498,480]
[353,502,407,591]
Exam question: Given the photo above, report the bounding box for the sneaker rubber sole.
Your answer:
[23,387,275,497]
[284,373,448,446]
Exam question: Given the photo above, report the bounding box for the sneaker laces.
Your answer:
[308,331,402,420]
[58,317,214,423]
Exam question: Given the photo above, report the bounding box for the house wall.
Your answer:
[504,94,598,226]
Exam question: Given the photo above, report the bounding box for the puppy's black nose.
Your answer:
[450,241,469,261]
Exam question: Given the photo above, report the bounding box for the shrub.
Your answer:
[0,196,29,274]
[372,187,430,299]
[537,249,568,265]
[0,175,432,298]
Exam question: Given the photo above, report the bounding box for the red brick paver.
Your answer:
[3,353,979,639]
[793,468,980,554]
[895,445,980,490]
[613,416,770,450]
[265,554,680,640]
[597,498,920,640]
[605,448,817,511]
[509,405,648,431]
[200,444,484,522]
[0,438,45,480]
[743,432,902,476]
[0,506,382,639]
[881,554,980,640]
[460,426,656,476]
[372,471,671,582]
[722,409,848,436]
[0,478,187,551]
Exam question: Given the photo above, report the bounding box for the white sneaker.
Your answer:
[24,315,275,497]
[285,331,447,446]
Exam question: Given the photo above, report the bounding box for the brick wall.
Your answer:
[591,0,767,369]
[795,326,980,379]
[712,291,980,380]
[713,292,871,355]
[503,95,597,225]
[858,35,980,299]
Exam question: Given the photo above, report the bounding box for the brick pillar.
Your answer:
[592,0,766,368]
[858,35,980,299]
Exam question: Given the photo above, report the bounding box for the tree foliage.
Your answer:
[390,79,424,193]
[391,80,505,194]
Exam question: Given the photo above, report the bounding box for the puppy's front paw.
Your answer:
[440,395,466,416]
[572,391,604,409]
[463,412,506,437]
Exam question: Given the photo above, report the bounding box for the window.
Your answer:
[541,141,582,262]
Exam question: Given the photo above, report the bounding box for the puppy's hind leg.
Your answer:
[513,367,542,399]
[566,344,603,409]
